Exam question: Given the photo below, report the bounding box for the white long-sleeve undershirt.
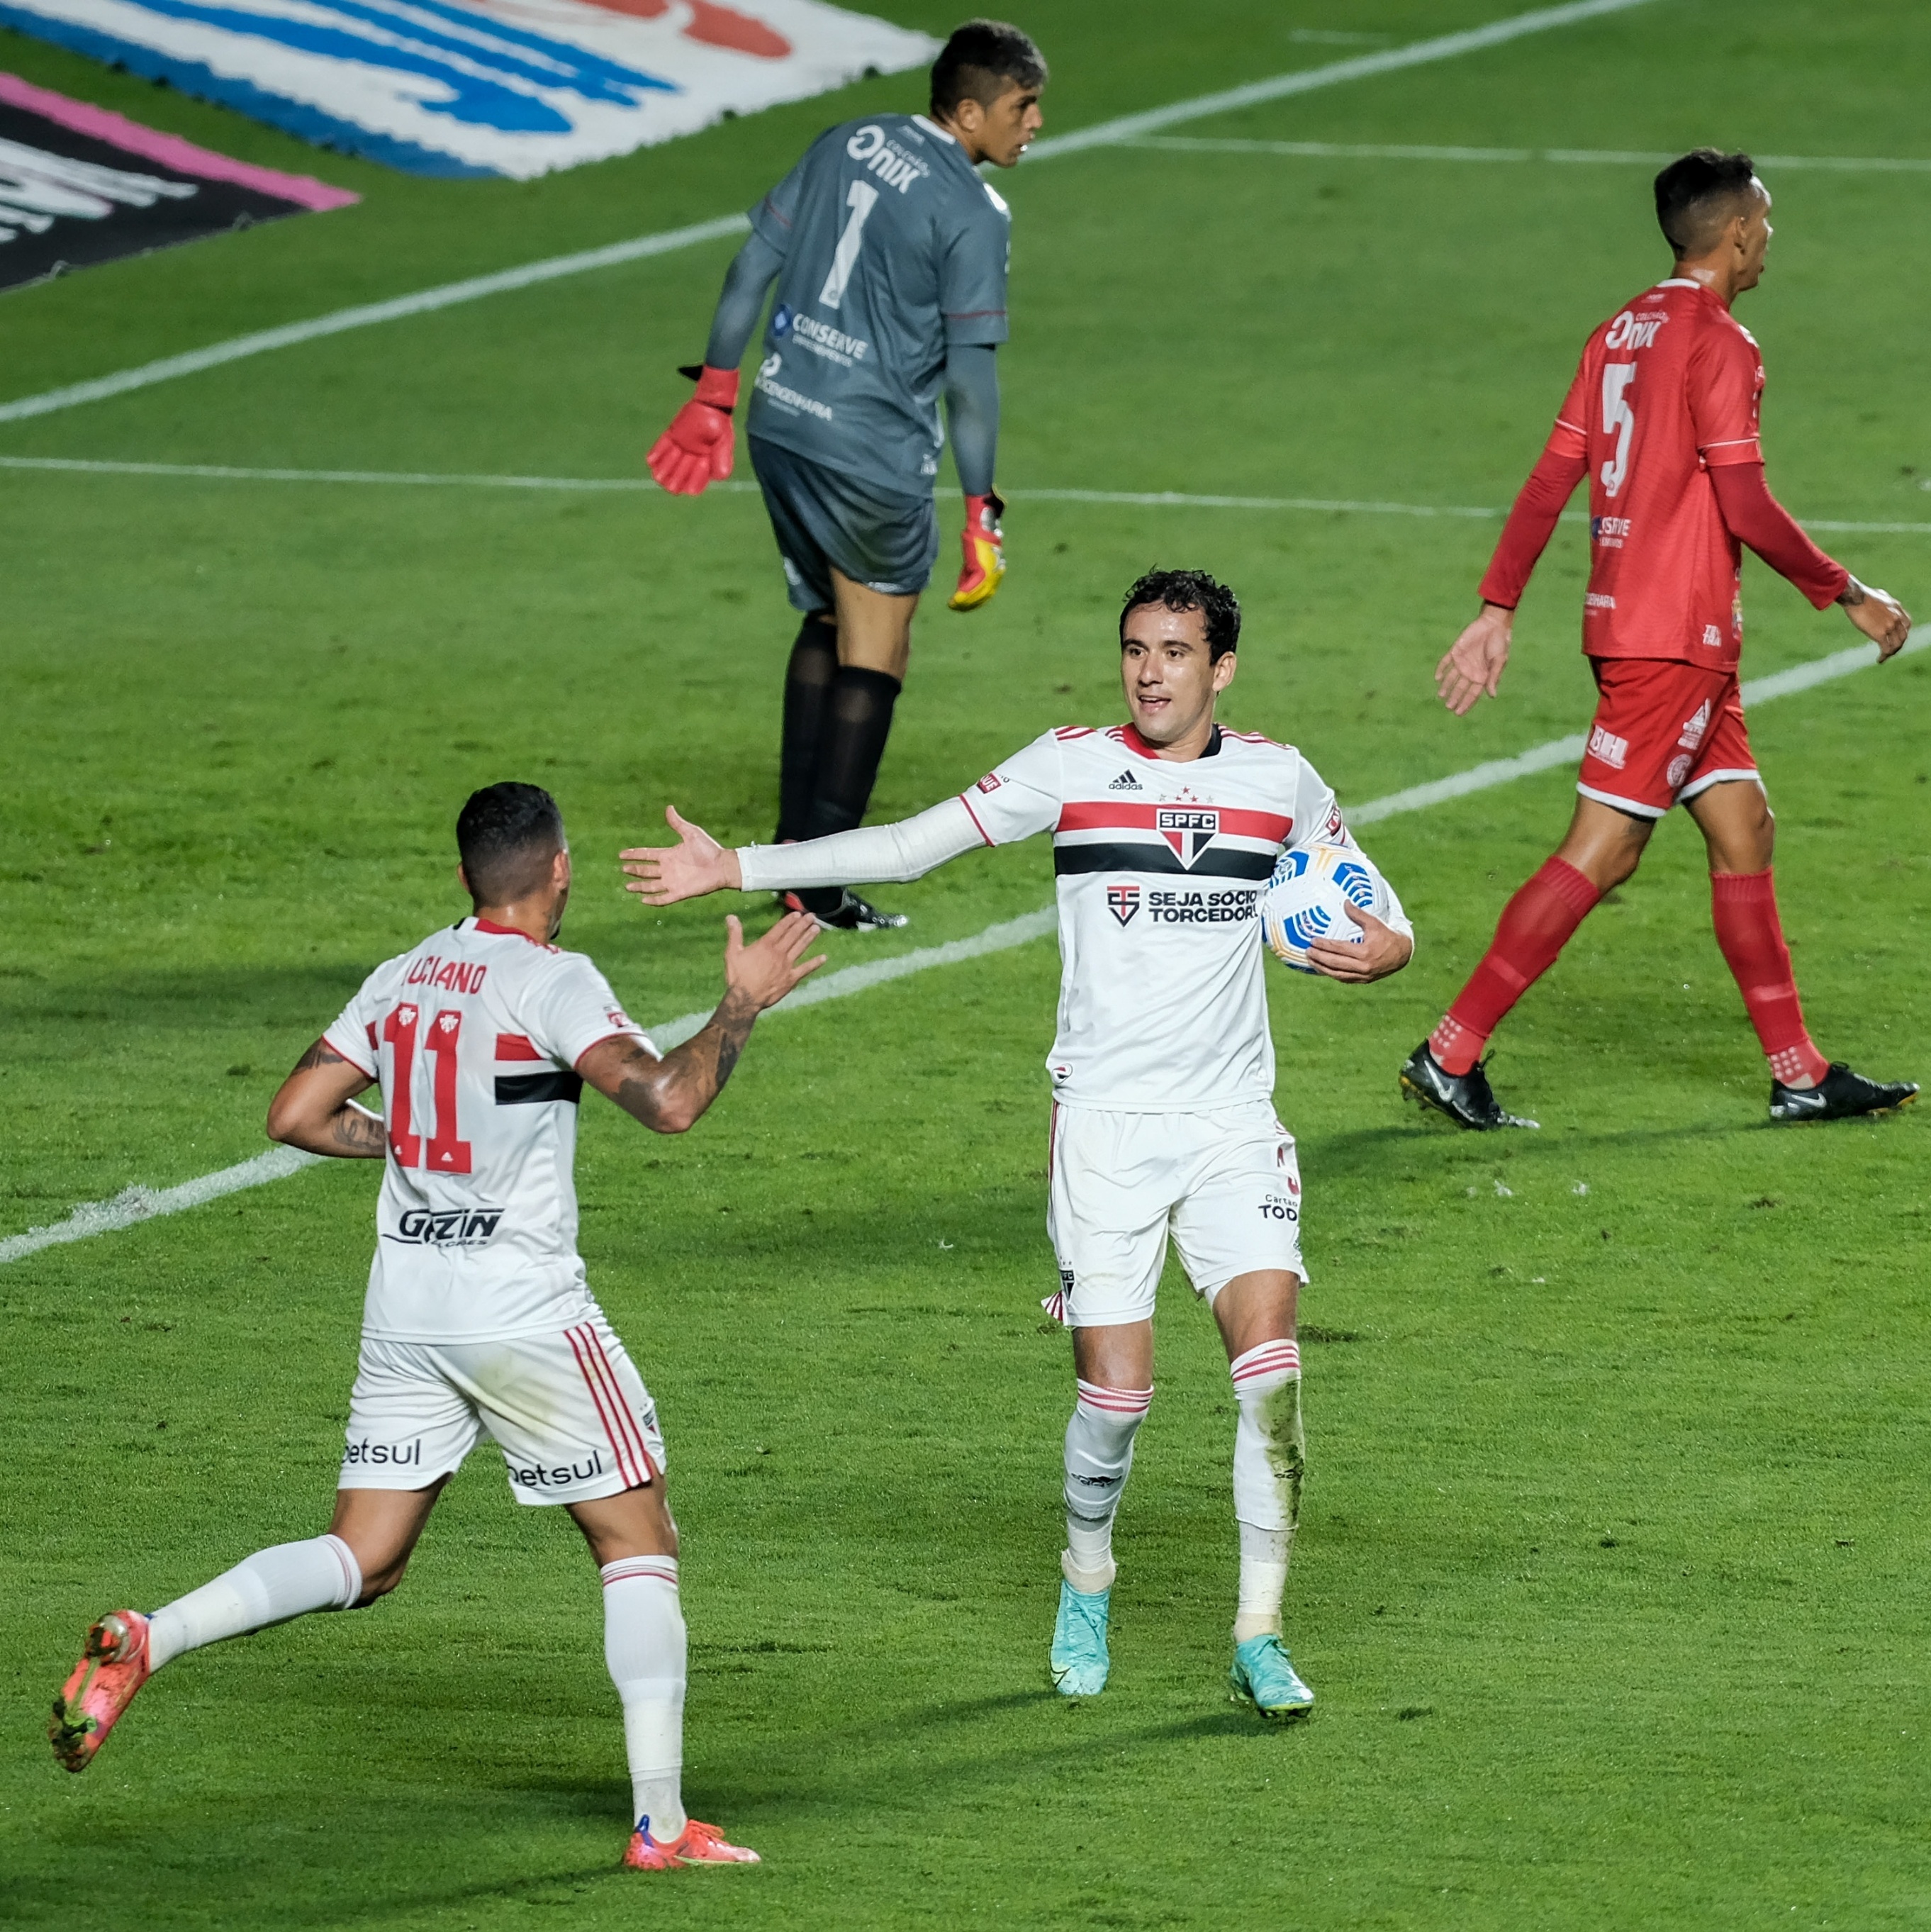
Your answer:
[736,798,983,893]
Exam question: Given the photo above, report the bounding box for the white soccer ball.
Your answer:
[1261,845,1389,974]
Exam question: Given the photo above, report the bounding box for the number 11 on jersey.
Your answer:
[382,1003,473,1175]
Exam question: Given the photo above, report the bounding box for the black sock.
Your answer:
[790,666,901,915]
[776,615,839,844]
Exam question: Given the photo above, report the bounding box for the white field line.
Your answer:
[0,0,1651,428]
[5,627,1920,1268]
[1129,136,1931,174]
[9,458,1931,539]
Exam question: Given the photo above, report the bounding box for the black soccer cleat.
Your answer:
[1399,1042,1540,1131]
[779,888,908,933]
[1769,1063,1918,1124]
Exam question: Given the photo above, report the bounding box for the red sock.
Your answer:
[1431,857,1602,1074]
[1709,870,1830,1086]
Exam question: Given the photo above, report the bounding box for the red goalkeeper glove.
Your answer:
[947,489,1006,610]
[647,364,739,495]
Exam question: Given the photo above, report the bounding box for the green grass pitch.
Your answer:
[4,0,1930,1923]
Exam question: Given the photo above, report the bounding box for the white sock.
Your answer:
[1062,1378,1151,1593]
[602,1556,687,1843]
[1229,1341,1303,1643]
[147,1535,361,1671]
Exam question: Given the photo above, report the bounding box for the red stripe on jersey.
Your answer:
[472,917,555,950]
[494,1033,542,1061]
[566,1324,642,1489]
[583,1324,656,1487]
[1053,726,1095,740]
[957,791,995,846]
[1055,801,1292,842]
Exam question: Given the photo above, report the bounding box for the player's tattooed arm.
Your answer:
[580,912,825,1134]
[267,1039,386,1159]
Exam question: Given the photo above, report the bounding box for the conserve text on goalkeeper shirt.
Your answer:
[960,725,1411,1112]
[323,920,654,1344]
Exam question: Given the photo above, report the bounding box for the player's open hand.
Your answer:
[723,910,826,1012]
[1435,603,1513,715]
[1841,579,1913,659]
[1305,903,1414,984]
[622,808,744,904]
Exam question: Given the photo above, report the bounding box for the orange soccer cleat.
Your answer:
[623,1816,762,1870]
[50,1609,152,1772]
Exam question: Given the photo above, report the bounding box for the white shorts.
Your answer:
[1047,1100,1306,1327]
[340,1312,666,1507]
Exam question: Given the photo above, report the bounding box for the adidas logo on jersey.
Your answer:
[1107,769,1142,791]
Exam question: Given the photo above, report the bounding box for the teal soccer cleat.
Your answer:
[1049,1578,1112,1697]
[1228,1634,1314,1721]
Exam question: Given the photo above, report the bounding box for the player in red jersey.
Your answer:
[1402,149,1917,1129]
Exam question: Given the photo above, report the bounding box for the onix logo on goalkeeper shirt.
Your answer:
[1157,808,1219,866]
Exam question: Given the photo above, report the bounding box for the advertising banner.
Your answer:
[0,71,356,291]
[0,0,940,179]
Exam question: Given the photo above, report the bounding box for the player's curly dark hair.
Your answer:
[457,782,564,907]
[930,20,1047,116]
[1655,149,1759,259]
[1119,568,1242,661]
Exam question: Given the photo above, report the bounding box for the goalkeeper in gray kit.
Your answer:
[647,19,1046,931]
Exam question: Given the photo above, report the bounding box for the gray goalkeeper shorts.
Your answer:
[749,435,939,614]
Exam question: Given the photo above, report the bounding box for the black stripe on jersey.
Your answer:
[1053,844,1276,881]
[495,1071,583,1106]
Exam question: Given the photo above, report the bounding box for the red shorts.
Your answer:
[1575,657,1759,820]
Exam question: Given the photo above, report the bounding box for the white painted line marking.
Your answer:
[9,458,1930,539]
[6,627,1919,1267]
[644,907,1058,1051]
[0,215,754,427]
[1024,0,1653,161]
[1129,137,1931,174]
[0,0,1652,426]
[0,1144,323,1266]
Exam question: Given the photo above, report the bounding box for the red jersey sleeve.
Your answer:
[1709,463,1849,609]
[1688,322,1763,469]
[1477,362,1589,610]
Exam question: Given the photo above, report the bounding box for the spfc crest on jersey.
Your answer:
[1156,807,1219,867]
[1107,883,1141,927]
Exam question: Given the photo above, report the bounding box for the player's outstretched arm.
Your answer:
[1837,576,1913,660]
[622,798,985,905]
[1305,903,1414,984]
[267,1041,386,1158]
[579,912,824,1134]
[1435,602,1514,715]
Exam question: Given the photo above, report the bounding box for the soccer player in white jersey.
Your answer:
[50,783,823,1872]
[621,570,1414,1719]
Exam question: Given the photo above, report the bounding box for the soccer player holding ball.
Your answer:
[622,570,1414,1719]
[647,20,1046,932]
[1404,150,1918,1129]
[50,785,823,1873]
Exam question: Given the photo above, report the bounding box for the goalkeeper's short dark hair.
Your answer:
[1655,148,1759,258]
[1119,569,1242,661]
[930,20,1047,116]
[457,782,564,905]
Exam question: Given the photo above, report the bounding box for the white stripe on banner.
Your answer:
[1127,137,1931,174]
[9,458,1931,538]
[4,626,1920,1269]
[0,0,1653,425]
